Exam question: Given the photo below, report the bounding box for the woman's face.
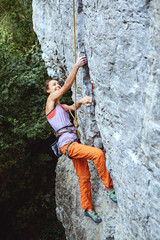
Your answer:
[47,80,61,94]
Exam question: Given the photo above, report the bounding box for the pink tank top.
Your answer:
[46,103,77,148]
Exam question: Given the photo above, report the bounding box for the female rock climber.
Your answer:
[45,55,117,224]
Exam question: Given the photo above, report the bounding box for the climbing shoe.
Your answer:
[84,209,102,223]
[104,187,117,203]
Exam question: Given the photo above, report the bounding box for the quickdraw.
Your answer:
[91,81,96,106]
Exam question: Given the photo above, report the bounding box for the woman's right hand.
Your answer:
[75,54,88,68]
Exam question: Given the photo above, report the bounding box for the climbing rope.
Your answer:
[72,0,78,130]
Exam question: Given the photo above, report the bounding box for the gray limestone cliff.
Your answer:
[32,0,160,239]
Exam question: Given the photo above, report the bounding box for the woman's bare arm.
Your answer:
[49,55,87,102]
[62,96,92,111]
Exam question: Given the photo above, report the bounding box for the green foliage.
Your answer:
[0,31,50,145]
[0,1,68,239]
[0,0,35,48]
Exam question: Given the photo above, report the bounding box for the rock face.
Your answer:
[32,0,160,239]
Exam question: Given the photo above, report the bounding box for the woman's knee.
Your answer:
[95,148,105,160]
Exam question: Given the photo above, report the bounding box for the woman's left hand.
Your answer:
[80,96,92,106]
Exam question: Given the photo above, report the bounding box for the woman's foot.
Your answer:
[104,187,117,203]
[84,209,102,223]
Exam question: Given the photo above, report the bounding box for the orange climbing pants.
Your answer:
[60,141,113,210]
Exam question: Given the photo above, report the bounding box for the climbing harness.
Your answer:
[51,124,79,158]
[54,124,77,136]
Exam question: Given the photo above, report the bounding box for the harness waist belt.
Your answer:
[55,124,75,137]
[56,124,74,133]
